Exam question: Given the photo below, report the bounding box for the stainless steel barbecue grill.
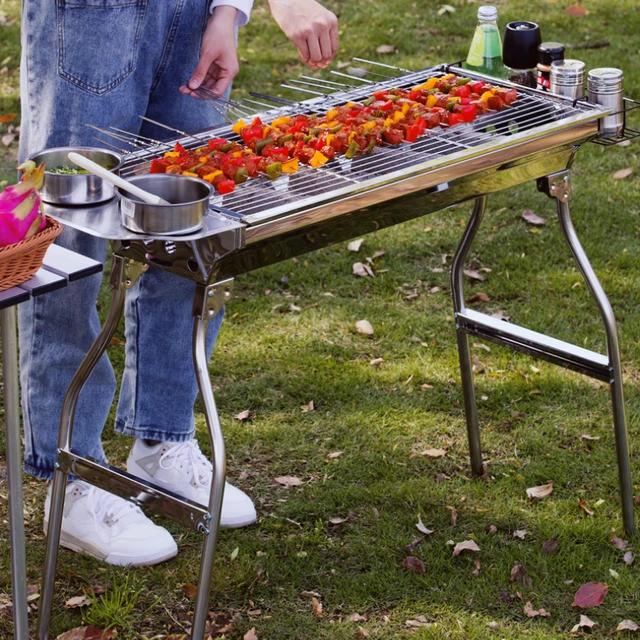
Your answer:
[39,63,636,640]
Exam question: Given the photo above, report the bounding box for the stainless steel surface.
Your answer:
[38,256,147,640]
[588,68,625,136]
[118,174,212,235]
[550,59,586,99]
[190,279,232,640]
[1,307,29,640]
[29,146,122,205]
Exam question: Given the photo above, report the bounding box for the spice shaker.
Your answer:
[536,42,565,91]
[549,59,585,100]
[588,68,624,137]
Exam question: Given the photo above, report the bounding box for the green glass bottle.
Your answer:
[465,5,504,78]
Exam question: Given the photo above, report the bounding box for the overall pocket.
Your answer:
[56,0,147,96]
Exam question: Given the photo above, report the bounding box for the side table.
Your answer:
[1,244,102,640]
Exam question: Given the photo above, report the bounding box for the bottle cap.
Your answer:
[538,42,565,66]
[503,21,541,70]
[550,59,585,86]
[588,68,624,93]
[477,5,498,21]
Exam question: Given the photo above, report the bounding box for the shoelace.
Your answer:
[80,483,141,532]
[158,441,212,489]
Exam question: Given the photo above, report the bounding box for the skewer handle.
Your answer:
[68,152,168,205]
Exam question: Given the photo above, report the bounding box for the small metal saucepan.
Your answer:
[117,174,213,235]
[28,146,123,205]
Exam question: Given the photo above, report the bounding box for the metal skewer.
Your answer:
[352,57,412,74]
[281,84,328,96]
[330,70,373,84]
[248,91,299,106]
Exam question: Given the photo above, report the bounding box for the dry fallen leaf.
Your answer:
[370,357,384,366]
[565,3,587,16]
[355,320,374,335]
[329,517,345,525]
[1,133,15,147]
[613,167,633,180]
[353,262,374,277]
[55,628,115,640]
[356,626,370,638]
[234,409,251,421]
[64,595,91,609]
[405,616,433,628]
[471,558,481,577]
[526,483,553,499]
[542,538,559,554]
[327,451,343,459]
[301,400,314,413]
[347,613,368,623]
[572,582,608,608]
[182,583,197,598]
[452,540,480,556]
[616,619,640,632]
[416,514,435,536]
[513,530,527,540]
[610,532,629,550]
[244,628,259,640]
[402,556,426,573]
[273,476,303,487]
[578,499,594,516]
[312,597,323,616]
[0,113,16,124]
[376,44,396,54]
[572,615,597,632]
[510,563,532,588]
[347,239,364,252]
[523,601,551,618]
[522,210,547,225]
[464,269,485,281]
[466,292,490,304]
[581,434,600,441]
[420,448,447,458]
[372,249,386,259]
[624,551,634,566]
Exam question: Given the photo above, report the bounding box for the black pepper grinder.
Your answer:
[503,21,542,88]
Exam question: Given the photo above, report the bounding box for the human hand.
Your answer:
[179,6,239,98]
[266,0,339,69]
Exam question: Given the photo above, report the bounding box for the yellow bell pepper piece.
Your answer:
[270,116,291,127]
[164,151,180,158]
[181,171,198,177]
[448,96,461,103]
[401,102,410,115]
[325,108,338,120]
[348,131,356,143]
[325,133,335,145]
[441,73,455,81]
[319,120,340,129]
[426,94,438,108]
[263,126,272,138]
[281,158,299,174]
[231,151,243,158]
[362,120,377,131]
[425,77,439,90]
[393,110,405,123]
[384,117,394,127]
[203,170,223,182]
[231,119,246,135]
[346,101,358,107]
[309,151,329,168]
[481,90,494,105]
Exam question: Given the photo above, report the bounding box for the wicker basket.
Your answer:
[0,216,64,292]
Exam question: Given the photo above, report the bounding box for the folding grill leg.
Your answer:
[37,256,148,640]
[190,279,233,640]
[451,196,488,477]
[539,170,634,535]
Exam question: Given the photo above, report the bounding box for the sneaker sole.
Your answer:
[43,520,178,567]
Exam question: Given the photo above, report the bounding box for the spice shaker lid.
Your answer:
[477,5,498,21]
[538,42,565,66]
[550,59,585,85]
[503,21,541,70]
[588,67,624,92]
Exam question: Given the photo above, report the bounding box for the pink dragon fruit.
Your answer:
[0,161,47,248]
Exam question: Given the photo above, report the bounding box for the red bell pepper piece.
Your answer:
[217,179,235,195]
[470,81,485,94]
[455,83,471,98]
[241,126,263,146]
[150,158,168,173]
[448,112,464,126]
[208,138,228,151]
[373,90,389,100]
[379,100,395,112]
[270,146,290,161]
[174,142,186,153]
[461,104,477,123]
[405,124,421,142]
[408,90,422,102]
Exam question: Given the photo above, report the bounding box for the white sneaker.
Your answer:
[126,439,257,529]
[44,481,177,566]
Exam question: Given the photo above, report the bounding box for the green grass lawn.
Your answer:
[2,0,640,638]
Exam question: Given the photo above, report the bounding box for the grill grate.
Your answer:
[120,65,605,226]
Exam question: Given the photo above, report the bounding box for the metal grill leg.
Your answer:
[451,196,488,477]
[2,307,29,640]
[37,256,147,640]
[539,170,634,535]
[190,279,233,640]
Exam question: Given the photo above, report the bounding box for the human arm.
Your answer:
[266,0,339,69]
[179,5,240,97]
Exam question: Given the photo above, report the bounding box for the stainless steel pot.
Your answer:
[117,174,212,235]
[28,147,122,205]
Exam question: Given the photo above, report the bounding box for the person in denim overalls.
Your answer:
[18,0,338,566]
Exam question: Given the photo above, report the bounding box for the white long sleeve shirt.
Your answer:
[210,0,255,26]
